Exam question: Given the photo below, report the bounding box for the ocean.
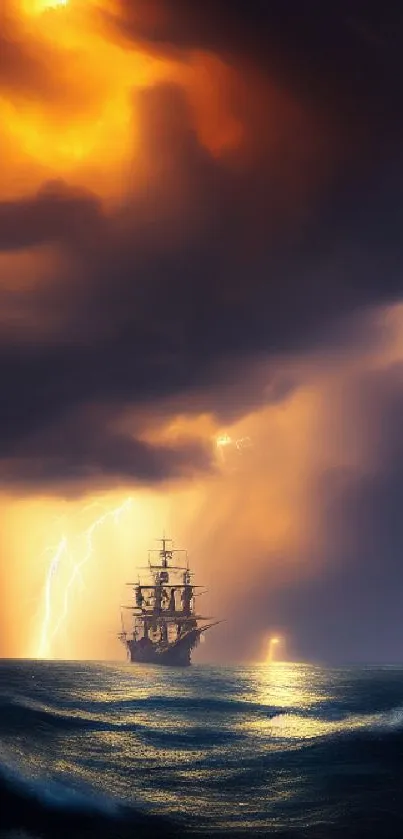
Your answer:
[1,660,403,838]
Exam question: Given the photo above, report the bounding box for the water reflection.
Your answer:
[2,660,396,835]
[254,662,326,710]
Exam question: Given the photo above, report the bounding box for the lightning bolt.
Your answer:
[36,497,132,658]
[216,433,232,462]
[234,436,252,450]
[37,536,68,658]
[50,498,132,646]
[216,433,252,461]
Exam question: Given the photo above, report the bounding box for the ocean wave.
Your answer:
[0,696,126,735]
[0,696,243,748]
[0,760,180,839]
[241,706,403,750]
[0,691,280,735]
[2,662,403,838]
[1,687,287,716]
[2,690,403,747]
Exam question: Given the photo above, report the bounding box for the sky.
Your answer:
[1,0,403,664]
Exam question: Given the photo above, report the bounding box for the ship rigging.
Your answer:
[119,537,221,666]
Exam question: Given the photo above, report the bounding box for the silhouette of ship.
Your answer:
[119,537,221,667]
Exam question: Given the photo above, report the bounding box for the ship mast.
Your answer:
[122,536,214,647]
[119,534,223,665]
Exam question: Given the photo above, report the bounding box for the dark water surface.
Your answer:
[1,660,403,837]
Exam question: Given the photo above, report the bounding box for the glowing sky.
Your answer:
[1,1,403,663]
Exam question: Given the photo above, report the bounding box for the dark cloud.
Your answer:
[1,4,403,491]
[107,0,403,144]
[0,182,103,251]
[0,403,213,490]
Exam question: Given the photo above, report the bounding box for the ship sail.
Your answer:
[119,537,221,667]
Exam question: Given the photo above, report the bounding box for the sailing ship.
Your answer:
[119,537,221,667]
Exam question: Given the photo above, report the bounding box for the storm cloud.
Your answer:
[1,0,403,662]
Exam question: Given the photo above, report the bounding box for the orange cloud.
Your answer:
[1,0,396,667]
[1,300,403,662]
[0,0,253,204]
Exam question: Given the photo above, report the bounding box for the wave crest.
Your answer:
[0,759,179,839]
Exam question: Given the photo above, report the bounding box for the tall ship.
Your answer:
[119,537,221,667]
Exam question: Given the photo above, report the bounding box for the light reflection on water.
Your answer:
[1,659,403,834]
[253,661,328,707]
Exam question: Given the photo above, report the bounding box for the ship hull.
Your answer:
[125,630,199,667]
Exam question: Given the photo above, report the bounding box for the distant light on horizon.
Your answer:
[267,635,283,663]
